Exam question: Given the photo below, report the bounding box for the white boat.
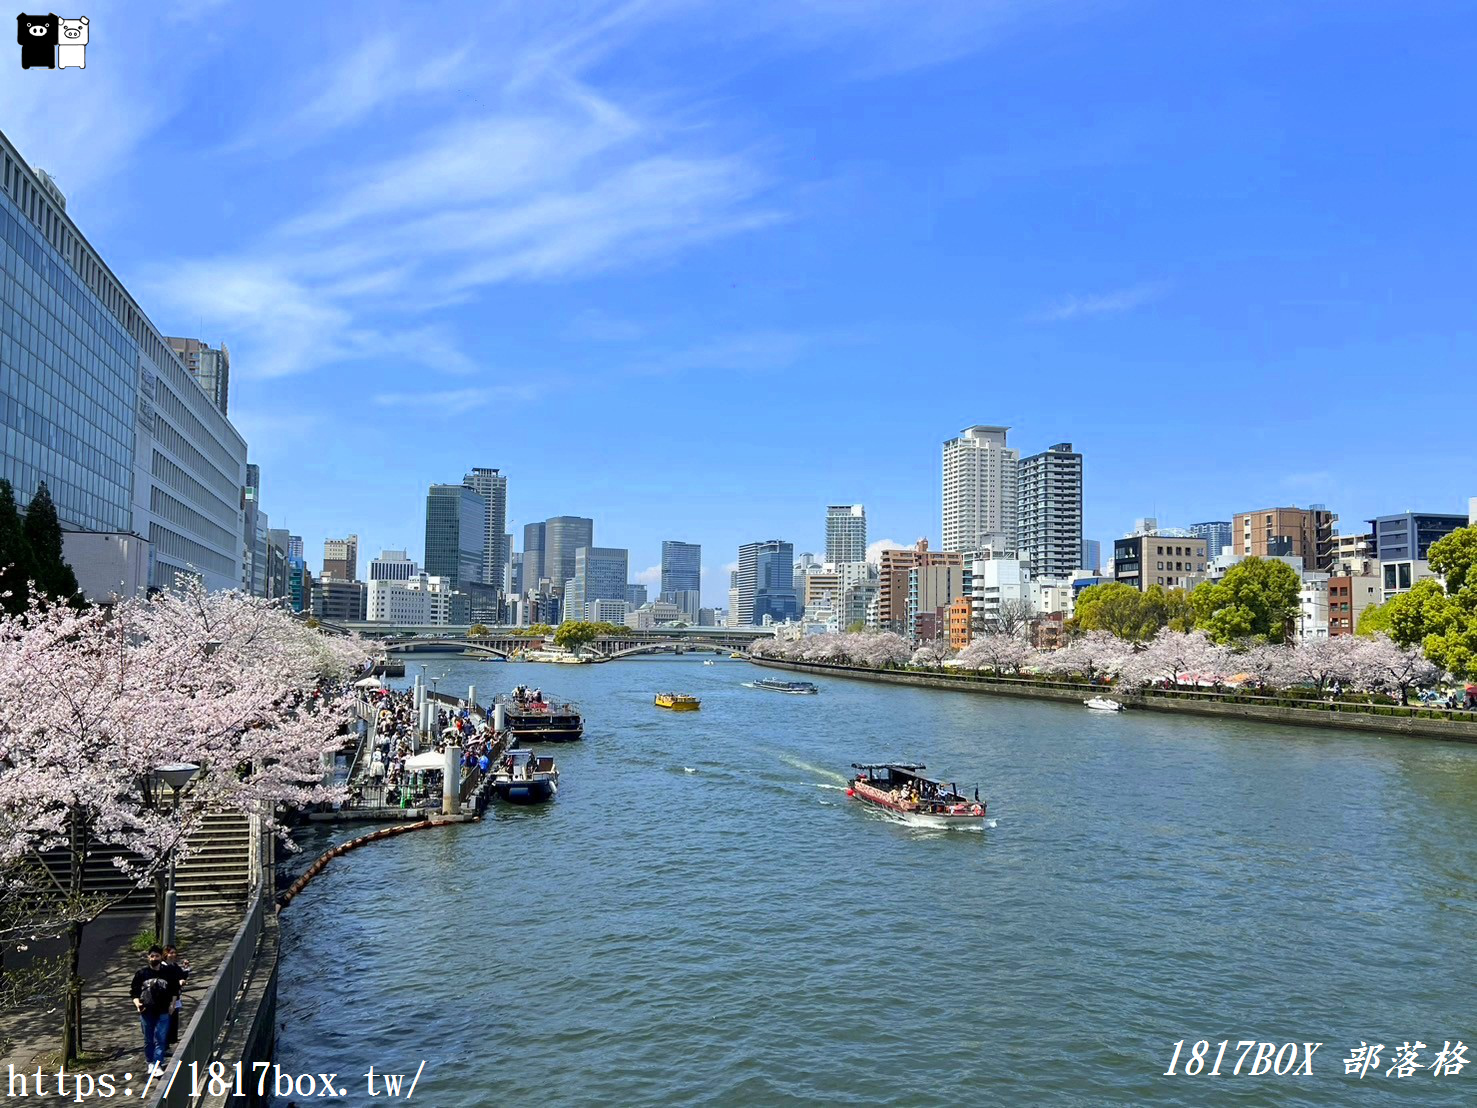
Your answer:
[702,660,715,666]
[1084,697,1123,712]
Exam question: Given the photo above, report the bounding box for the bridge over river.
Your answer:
[341,625,775,661]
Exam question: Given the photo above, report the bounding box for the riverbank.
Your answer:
[751,657,1477,742]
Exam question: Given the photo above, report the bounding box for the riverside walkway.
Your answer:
[753,658,1477,742]
[0,907,241,1104]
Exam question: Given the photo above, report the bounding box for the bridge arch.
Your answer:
[386,639,513,660]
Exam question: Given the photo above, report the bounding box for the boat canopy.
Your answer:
[852,762,926,772]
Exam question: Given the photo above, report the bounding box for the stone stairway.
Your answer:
[39,810,255,914]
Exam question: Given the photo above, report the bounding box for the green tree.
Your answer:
[22,482,80,605]
[467,623,490,638]
[0,479,34,615]
[1073,582,1161,641]
[553,621,599,653]
[1190,557,1301,644]
[1415,525,1477,678]
[846,620,866,633]
[1357,600,1393,636]
[1375,578,1448,647]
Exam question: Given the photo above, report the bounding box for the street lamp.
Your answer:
[155,763,199,948]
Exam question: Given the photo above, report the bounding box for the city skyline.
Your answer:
[2,7,1473,608]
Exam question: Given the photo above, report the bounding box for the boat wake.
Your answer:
[776,753,849,785]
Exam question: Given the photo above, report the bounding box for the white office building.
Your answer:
[943,426,1019,554]
[369,549,419,582]
[825,504,867,564]
[970,557,1031,630]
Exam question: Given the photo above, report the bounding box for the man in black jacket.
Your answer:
[130,946,175,1076]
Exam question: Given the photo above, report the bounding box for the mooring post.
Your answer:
[443,740,461,816]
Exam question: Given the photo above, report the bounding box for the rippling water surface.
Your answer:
[275,656,1477,1105]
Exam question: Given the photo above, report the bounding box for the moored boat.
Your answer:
[1084,697,1124,712]
[847,763,987,828]
[654,692,701,710]
[490,748,559,803]
[496,686,584,742]
[746,678,818,694]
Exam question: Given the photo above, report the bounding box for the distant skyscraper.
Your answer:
[424,484,486,590]
[735,540,797,625]
[523,521,546,588]
[660,540,701,617]
[242,463,264,596]
[577,547,628,603]
[287,535,304,562]
[942,426,1019,553]
[165,336,230,416]
[322,534,359,581]
[627,583,648,609]
[1188,521,1233,559]
[1080,539,1102,574]
[825,505,867,564]
[1017,442,1082,580]
[463,467,509,591]
[544,516,594,597]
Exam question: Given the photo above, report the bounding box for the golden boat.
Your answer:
[654,693,701,711]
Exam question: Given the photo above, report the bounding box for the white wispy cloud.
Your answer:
[866,539,905,564]
[1032,281,1170,322]
[635,564,663,587]
[143,24,779,384]
[372,384,543,410]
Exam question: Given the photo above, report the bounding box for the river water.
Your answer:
[274,655,1477,1105]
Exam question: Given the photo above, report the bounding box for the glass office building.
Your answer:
[424,483,486,590]
[1,129,247,593]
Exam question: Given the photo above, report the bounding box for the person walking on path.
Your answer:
[130,945,176,1076]
[162,945,191,1045]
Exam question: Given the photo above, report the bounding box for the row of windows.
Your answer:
[3,145,241,468]
[0,198,135,366]
[0,454,124,534]
[152,366,241,477]
[2,150,186,399]
[152,407,239,507]
[149,485,237,553]
[149,521,234,579]
[152,449,238,526]
[0,388,131,497]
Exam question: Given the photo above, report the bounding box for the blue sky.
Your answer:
[4,1,1474,602]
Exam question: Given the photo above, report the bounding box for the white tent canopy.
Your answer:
[354,676,385,689]
[404,751,450,772]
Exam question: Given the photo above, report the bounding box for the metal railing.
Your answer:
[149,885,269,1108]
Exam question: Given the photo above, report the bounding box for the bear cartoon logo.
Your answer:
[16,13,58,70]
[57,15,86,69]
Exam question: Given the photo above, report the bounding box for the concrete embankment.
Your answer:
[751,658,1477,743]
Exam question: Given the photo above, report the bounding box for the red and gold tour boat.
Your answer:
[847,763,987,829]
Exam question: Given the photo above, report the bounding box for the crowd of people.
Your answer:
[360,686,503,807]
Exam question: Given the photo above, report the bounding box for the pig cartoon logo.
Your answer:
[57,14,85,68]
[16,13,57,69]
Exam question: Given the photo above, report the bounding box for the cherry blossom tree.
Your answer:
[1352,633,1442,704]
[910,641,954,667]
[1275,636,1366,693]
[1039,631,1132,684]
[0,584,364,1060]
[956,632,1035,676]
[1119,629,1229,690]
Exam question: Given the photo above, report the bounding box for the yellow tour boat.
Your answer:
[654,693,701,711]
